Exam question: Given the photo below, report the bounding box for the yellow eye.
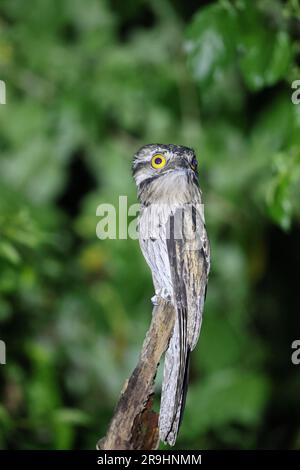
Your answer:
[151,154,166,169]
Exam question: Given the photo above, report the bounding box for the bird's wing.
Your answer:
[182,204,210,350]
[159,204,210,445]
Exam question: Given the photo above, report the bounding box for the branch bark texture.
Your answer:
[98,299,175,450]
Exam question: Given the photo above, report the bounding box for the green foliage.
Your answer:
[181,370,269,443]
[186,0,293,91]
[0,0,300,450]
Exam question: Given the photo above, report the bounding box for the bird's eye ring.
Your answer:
[151,154,166,169]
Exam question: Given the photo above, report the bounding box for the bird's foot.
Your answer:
[151,288,172,305]
[151,295,159,306]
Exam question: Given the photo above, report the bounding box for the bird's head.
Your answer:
[132,144,199,202]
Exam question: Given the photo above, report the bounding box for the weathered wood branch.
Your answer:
[98,299,175,450]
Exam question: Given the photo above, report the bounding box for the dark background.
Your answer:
[0,0,300,450]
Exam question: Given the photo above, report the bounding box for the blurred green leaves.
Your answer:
[186,0,293,91]
[0,0,300,451]
[181,370,269,445]
[267,151,300,229]
[186,2,238,85]
[186,0,300,232]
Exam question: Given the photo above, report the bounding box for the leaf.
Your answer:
[186,1,293,91]
[266,152,300,230]
[0,241,21,265]
[53,408,90,426]
[238,28,292,91]
[180,370,270,440]
[185,3,238,84]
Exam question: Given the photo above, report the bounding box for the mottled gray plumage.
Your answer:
[132,144,210,446]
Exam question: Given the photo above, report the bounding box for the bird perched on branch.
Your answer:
[132,144,210,446]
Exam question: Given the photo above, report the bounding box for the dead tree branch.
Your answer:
[98,299,175,450]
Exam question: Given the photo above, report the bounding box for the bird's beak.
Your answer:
[168,157,190,171]
[180,156,196,172]
[186,158,197,172]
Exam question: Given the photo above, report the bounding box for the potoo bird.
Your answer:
[132,144,210,446]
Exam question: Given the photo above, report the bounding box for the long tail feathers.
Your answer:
[159,318,190,446]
